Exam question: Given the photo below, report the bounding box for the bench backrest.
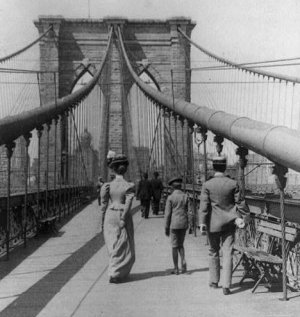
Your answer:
[257,220,298,243]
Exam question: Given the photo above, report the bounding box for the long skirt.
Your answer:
[103,209,135,279]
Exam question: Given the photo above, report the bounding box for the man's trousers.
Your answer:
[207,230,235,288]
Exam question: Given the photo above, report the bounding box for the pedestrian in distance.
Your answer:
[198,155,246,295]
[96,176,104,206]
[150,171,164,215]
[164,177,189,275]
[100,154,136,283]
[136,172,153,219]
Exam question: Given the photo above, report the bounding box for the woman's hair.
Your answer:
[108,154,129,175]
[112,163,128,175]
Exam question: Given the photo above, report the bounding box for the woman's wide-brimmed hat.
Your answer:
[109,154,129,168]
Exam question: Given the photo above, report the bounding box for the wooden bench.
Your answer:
[31,204,58,235]
[233,219,299,293]
[38,215,58,234]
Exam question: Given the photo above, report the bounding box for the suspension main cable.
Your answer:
[178,27,300,84]
[0,25,53,64]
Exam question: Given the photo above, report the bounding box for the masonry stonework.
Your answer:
[35,16,195,182]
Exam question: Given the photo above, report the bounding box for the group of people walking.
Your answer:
[136,171,163,218]
[98,152,249,296]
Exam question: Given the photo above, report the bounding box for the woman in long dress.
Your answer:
[100,154,135,283]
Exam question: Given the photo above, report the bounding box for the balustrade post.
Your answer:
[235,146,249,248]
[156,103,160,174]
[179,116,186,190]
[162,107,167,183]
[173,113,179,175]
[272,164,289,301]
[5,141,15,260]
[188,121,197,236]
[23,133,32,248]
[213,135,224,156]
[199,126,208,181]
[236,146,248,200]
[159,106,164,182]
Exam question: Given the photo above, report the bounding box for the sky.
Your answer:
[0,0,300,69]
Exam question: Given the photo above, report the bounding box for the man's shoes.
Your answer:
[209,282,218,289]
[181,263,187,273]
[223,288,231,295]
[171,268,179,275]
[109,277,120,284]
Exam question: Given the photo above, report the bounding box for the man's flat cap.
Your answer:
[168,177,183,186]
[212,155,227,165]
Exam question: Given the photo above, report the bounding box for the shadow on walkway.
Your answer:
[0,232,105,317]
[0,203,92,281]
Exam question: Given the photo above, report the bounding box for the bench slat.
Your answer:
[257,225,297,242]
[259,220,297,235]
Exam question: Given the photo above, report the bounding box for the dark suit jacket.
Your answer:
[136,179,153,200]
[151,178,163,201]
[198,172,240,232]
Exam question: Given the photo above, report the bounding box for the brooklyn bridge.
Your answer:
[0,13,299,316]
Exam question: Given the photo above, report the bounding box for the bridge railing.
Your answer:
[0,27,113,259]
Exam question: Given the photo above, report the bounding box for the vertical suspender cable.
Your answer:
[5,143,14,259]
[23,134,31,247]
[54,117,58,216]
[168,110,172,178]
[137,87,141,176]
[45,123,50,217]
[37,127,42,221]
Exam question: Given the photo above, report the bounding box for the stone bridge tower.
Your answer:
[35,16,195,182]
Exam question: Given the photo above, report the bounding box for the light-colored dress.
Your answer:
[100,175,135,279]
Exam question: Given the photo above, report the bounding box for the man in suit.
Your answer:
[136,172,153,219]
[198,156,245,295]
[151,171,164,215]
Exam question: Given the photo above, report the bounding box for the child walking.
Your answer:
[164,177,189,275]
